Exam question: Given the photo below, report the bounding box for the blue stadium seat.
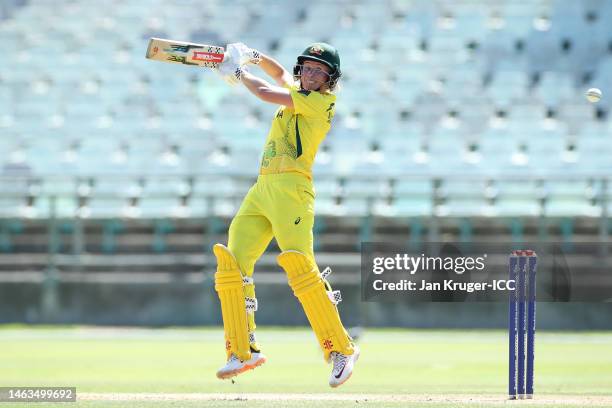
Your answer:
[533,71,576,107]
[377,197,433,217]
[143,177,190,197]
[0,196,28,218]
[437,179,493,217]
[34,196,78,219]
[343,179,388,198]
[544,180,600,216]
[494,180,542,217]
[487,70,530,105]
[340,197,371,217]
[1,0,610,222]
[137,195,184,219]
[439,198,493,217]
[315,196,341,216]
[404,0,437,38]
[211,198,240,217]
[81,197,131,219]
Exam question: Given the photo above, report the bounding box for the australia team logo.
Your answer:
[309,45,324,55]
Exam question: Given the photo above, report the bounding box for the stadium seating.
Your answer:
[0,0,610,250]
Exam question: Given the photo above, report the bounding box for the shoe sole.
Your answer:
[329,348,361,388]
[216,357,267,380]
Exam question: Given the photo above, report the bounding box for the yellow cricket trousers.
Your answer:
[227,172,315,341]
[220,171,354,360]
[228,172,316,276]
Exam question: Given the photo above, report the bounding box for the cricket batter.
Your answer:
[212,42,359,387]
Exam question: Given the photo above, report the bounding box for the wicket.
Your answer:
[508,250,537,400]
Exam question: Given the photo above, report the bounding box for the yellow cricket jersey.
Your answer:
[259,83,336,180]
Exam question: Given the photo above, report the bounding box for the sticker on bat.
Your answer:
[192,51,224,63]
[167,55,198,65]
[167,44,204,53]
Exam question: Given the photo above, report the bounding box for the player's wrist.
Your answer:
[249,49,261,65]
[237,66,249,81]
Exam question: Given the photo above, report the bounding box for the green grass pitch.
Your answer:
[1,326,611,407]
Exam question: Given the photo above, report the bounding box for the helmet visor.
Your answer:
[297,64,331,80]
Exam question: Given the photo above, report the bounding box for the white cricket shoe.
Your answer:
[328,345,360,388]
[216,351,267,380]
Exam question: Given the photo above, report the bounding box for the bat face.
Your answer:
[146,38,225,68]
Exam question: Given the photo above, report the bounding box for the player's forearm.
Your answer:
[258,53,289,82]
[240,71,293,106]
[241,71,274,97]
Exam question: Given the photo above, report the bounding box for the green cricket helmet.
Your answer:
[294,42,341,89]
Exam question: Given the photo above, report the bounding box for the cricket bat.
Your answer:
[145,37,225,68]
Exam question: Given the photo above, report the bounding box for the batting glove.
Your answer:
[217,58,247,86]
[226,42,261,65]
